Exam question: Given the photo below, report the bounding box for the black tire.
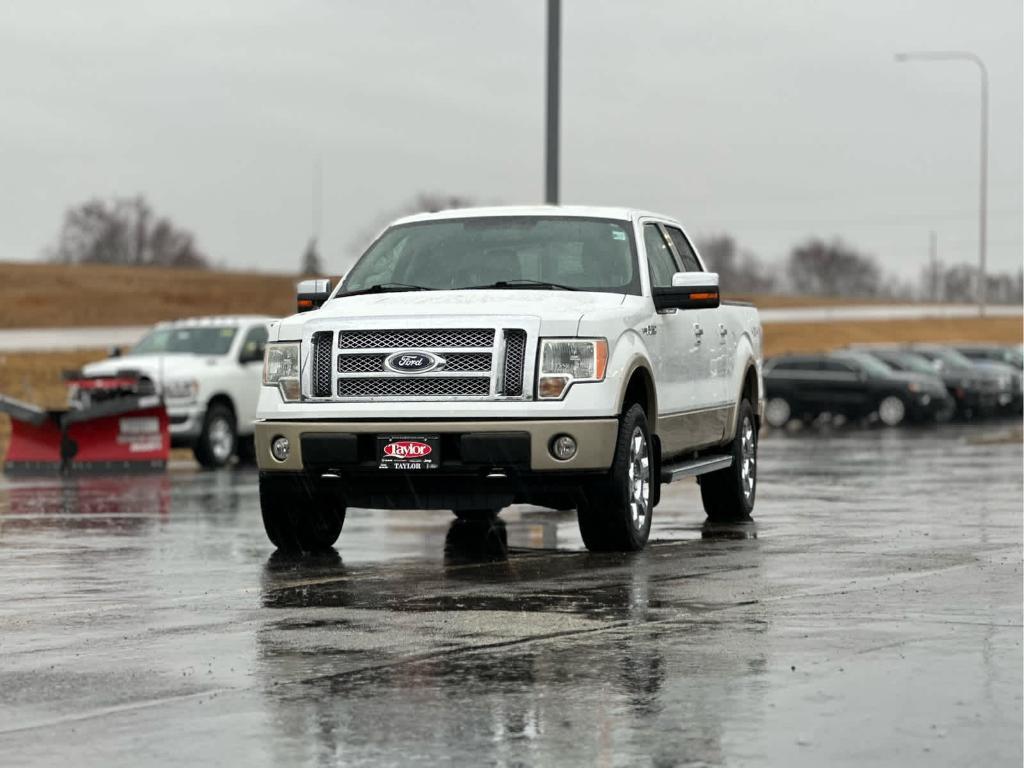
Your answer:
[577,403,654,552]
[260,473,345,552]
[699,399,757,522]
[193,403,237,469]
[452,508,500,522]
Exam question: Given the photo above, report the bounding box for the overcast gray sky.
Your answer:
[1,0,1020,281]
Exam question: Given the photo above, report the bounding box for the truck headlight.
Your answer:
[263,342,301,402]
[163,378,198,402]
[537,338,608,400]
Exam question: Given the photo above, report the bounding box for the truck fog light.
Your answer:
[271,436,291,462]
[550,434,577,461]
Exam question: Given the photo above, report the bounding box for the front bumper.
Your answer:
[167,405,205,446]
[254,418,618,473]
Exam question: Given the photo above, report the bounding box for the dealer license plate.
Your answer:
[377,435,440,470]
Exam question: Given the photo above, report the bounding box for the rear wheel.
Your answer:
[700,399,757,522]
[194,403,236,469]
[260,473,345,552]
[577,404,653,552]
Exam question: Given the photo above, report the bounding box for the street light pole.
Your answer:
[895,51,989,315]
[545,0,561,205]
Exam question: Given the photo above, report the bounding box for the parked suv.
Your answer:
[763,350,951,427]
[83,316,274,468]
[255,206,764,553]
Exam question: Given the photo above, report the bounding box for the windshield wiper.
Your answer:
[338,283,434,298]
[467,279,579,291]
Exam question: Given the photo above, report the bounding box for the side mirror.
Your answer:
[652,272,720,311]
[297,279,332,313]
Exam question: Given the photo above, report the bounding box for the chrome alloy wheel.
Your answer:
[208,417,235,463]
[740,414,756,502]
[627,426,651,530]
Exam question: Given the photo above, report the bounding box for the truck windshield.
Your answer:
[130,327,238,356]
[342,217,640,295]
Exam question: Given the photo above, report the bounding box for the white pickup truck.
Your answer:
[256,206,763,552]
[83,315,274,468]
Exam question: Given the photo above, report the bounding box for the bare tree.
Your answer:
[696,235,777,293]
[787,238,880,297]
[48,195,208,268]
[347,192,477,267]
[301,238,323,275]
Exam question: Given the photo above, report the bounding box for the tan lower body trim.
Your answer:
[255,419,618,472]
[657,405,734,456]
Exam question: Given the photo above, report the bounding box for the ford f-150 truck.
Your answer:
[256,206,763,552]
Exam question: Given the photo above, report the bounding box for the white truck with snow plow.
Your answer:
[255,206,764,552]
[83,316,274,468]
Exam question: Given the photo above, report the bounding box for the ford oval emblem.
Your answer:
[384,351,444,375]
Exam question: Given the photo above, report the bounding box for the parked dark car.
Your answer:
[953,344,1023,413]
[853,345,997,419]
[953,343,1023,371]
[763,351,953,428]
[909,344,1016,415]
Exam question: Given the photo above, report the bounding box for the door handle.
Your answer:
[719,324,728,336]
[693,324,704,337]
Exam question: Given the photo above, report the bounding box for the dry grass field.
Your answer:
[1,261,921,329]
[1,312,1020,463]
[0,262,298,328]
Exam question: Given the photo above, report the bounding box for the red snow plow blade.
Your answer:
[1,374,169,474]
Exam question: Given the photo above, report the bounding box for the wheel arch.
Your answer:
[205,393,237,421]
[618,362,658,426]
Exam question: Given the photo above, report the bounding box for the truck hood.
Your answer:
[276,290,627,339]
[82,354,220,382]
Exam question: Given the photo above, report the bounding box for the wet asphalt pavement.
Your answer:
[0,422,1021,767]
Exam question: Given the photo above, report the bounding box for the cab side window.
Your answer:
[240,325,269,363]
[643,224,680,289]
[664,226,702,272]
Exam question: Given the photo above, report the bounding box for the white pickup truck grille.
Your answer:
[307,328,529,401]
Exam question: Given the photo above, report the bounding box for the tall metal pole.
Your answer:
[929,230,938,302]
[545,0,561,204]
[895,51,989,315]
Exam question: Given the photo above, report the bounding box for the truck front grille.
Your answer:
[337,377,491,398]
[501,330,527,396]
[311,331,334,397]
[337,328,494,350]
[336,352,493,374]
[309,326,529,401]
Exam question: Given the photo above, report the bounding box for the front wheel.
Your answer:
[577,403,653,552]
[193,403,237,469]
[764,397,791,428]
[877,395,907,427]
[700,399,757,523]
[260,473,345,552]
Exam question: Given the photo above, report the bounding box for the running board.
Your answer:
[660,454,732,483]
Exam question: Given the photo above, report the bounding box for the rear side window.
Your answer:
[821,360,855,373]
[664,226,702,272]
[644,224,679,288]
